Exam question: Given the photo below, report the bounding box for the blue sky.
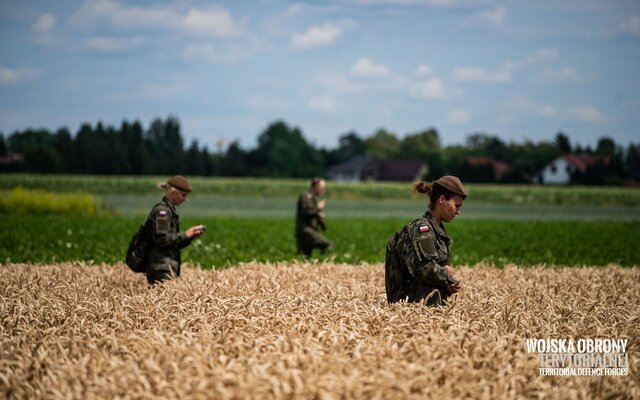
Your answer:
[1,0,639,150]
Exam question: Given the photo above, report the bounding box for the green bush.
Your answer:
[0,187,101,215]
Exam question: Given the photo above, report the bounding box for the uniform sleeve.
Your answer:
[150,205,191,248]
[400,223,458,287]
[298,194,320,218]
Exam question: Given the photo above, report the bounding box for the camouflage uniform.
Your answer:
[295,191,333,256]
[385,210,460,306]
[146,196,193,284]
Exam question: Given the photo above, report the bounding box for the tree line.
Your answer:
[1,116,638,185]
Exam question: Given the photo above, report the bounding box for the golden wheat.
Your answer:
[1,262,638,399]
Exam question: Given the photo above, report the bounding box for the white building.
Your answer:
[536,154,599,184]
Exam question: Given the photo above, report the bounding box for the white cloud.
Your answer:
[183,42,253,64]
[0,66,40,85]
[182,8,242,37]
[409,77,446,99]
[446,109,469,124]
[452,67,510,83]
[415,64,432,77]
[82,36,144,52]
[291,23,342,50]
[462,6,506,28]
[567,106,604,123]
[285,3,306,17]
[533,66,587,83]
[536,104,557,118]
[70,0,242,37]
[246,95,288,112]
[138,80,190,101]
[316,73,363,94]
[352,0,457,6]
[501,95,557,121]
[618,15,640,36]
[502,48,558,73]
[32,13,56,45]
[451,48,560,85]
[308,96,336,112]
[351,58,391,78]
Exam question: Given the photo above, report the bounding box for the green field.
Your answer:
[1,174,639,268]
[2,215,638,267]
[102,193,640,221]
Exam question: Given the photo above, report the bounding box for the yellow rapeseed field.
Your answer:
[1,262,638,399]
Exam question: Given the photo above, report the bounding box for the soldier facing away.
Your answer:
[295,177,333,257]
[385,175,468,306]
[145,175,205,285]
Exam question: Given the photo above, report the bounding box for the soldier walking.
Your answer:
[295,177,333,257]
[145,175,206,284]
[385,176,468,306]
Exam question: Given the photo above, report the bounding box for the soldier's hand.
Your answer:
[447,282,462,294]
[186,225,206,238]
[318,200,326,209]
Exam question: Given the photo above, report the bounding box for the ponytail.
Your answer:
[412,181,433,196]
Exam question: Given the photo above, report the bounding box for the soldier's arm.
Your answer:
[150,206,192,248]
[402,224,458,287]
[299,194,320,217]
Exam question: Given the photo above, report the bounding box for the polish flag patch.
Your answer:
[159,210,167,216]
[419,225,430,232]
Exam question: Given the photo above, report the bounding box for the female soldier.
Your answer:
[385,176,468,306]
[146,175,205,285]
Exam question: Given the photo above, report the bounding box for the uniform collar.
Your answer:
[162,196,177,215]
[424,210,449,239]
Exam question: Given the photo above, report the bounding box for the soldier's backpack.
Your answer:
[125,220,152,273]
[125,203,163,273]
[385,228,409,303]
[385,217,428,303]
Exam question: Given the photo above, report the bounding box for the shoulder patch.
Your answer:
[419,225,430,233]
[159,210,167,216]
[155,216,170,234]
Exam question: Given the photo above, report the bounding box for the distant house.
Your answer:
[327,155,369,182]
[464,156,512,181]
[0,153,24,165]
[328,157,428,182]
[536,153,608,184]
[361,159,428,182]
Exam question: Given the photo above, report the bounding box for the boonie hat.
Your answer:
[167,175,192,192]
[434,175,468,199]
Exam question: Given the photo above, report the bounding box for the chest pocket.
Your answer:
[434,235,451,264]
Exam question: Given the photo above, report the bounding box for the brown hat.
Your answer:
[434,175,468,198]
[167,175,192,192]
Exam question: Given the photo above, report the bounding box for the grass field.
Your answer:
[101,193,640,220]
[1,262,637,399]
[2,215,638,267]
[1,174,639,267]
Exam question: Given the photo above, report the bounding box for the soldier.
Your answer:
[146,175,205,285]
[295,177,333,257]
[385,175,468,306]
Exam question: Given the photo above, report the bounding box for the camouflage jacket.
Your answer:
[146,197,192,276]
[385,210,459,304]
[295,191,325,234]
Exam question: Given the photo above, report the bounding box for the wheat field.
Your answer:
[1,262,638,399]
